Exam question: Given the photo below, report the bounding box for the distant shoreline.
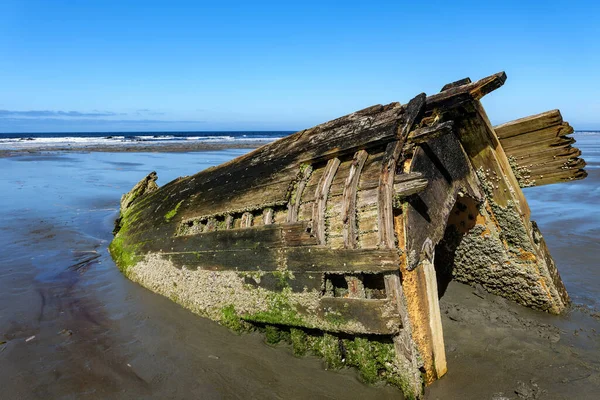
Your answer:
[0,141,267,157]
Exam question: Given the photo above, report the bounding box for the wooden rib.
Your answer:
[263,208,274,225]
[312,158,341,244]
[287,165,313,222]
[378,93,426,249]
[407,121,454,145]
[205,218,216,232]
[224,214,234,229]
[241,212,253,228]
[342,150,368,248]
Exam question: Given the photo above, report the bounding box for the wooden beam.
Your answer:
[407,121,454,145]
[422,257,447,378]
[318,297,402,334]
[426,71,507,108]
[441,77,472,92]
[393,178,429,200]
[312,158,341,244]
[342,150,368,248]
[284,248,401,273]
[153,222,316,254]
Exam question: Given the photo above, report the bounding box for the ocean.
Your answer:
[0,131,290,151]
[0,132,598,399]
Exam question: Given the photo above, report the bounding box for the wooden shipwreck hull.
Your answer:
[110,72,586,398]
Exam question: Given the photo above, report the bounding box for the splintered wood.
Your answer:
[495,110,587,186]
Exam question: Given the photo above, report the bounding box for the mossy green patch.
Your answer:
[220,305,246,333]
[108,233,141,274]
[243,289,307,327]
[290,328,308,356]
[165,200,184,222]
[264,325,290,345]
[324,310,346,326]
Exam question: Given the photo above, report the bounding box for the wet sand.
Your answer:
[0,141,266,158]
[1,135,599,399]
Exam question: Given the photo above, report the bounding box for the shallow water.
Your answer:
[524,133,600,310]
[1,134,599,399]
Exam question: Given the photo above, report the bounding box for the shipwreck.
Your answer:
[110,72,586,399]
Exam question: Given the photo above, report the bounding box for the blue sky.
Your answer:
[1,0,599,133]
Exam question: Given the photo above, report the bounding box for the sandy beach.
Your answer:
[1,134,599,399]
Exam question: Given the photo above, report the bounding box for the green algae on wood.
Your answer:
[165,200,184,222]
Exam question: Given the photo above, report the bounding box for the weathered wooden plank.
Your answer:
[342,150,369,248]
[509,145,581,164]
[494,109,563,139]
[298,106,404,163]
[163,247,399,275]
[533,169,588,186]
[318,297,402,334]
[505,139,576,161]
[441,77,472,91]
[499,122,573,150]
[455,101,530,218]
[378,93,426,248]
[157,222,315,254]
[298,165,325,204]
[358,231,380,249]
[427,71,506,109]
[407,121,454,145]
[393,178,429,200]
[505,136,576,157]
[527,157,586,176]
[357,205,379,233]
[281,222,319,246]
[287,165,313,223]
[177,163,300,221]
[285,248,400,273]
[164,249,281,271]
[243,272,323,293]
[312,158,341,244]
[422,258,447,378]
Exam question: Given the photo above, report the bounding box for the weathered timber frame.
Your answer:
[111,71,585,399]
